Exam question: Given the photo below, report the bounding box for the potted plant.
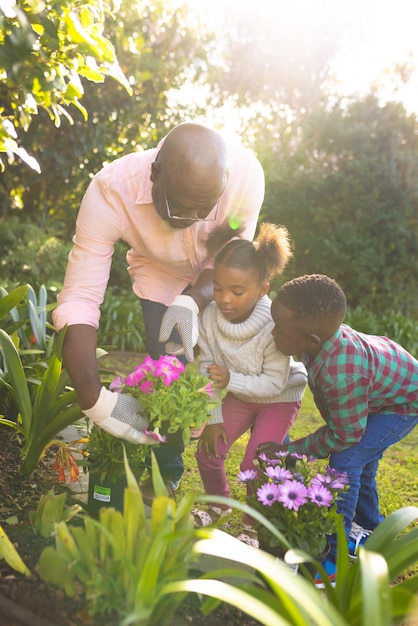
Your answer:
[238,451,349,574]
[86,354,217,516]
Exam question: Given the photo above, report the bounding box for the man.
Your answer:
[53,121,265,490]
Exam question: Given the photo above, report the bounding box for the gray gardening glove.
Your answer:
[84,387,159,444]
[158,295,199,362]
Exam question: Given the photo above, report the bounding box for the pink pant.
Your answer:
[195,393,301,524]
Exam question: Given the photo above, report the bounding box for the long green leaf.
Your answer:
[31,350,62,434]
[28,300,46,351]
[0,285,28,319]
[192,529,348,626]
[0,329,32,434]
[364,507,418,554]
[19,403,83,476]
[359,550,391,626]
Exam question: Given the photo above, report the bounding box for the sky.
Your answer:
[329,0,418,113]
[188,0,418,115]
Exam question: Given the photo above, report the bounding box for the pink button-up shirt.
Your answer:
[53,139,265,331]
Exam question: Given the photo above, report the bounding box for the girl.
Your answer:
[193,223,307,546]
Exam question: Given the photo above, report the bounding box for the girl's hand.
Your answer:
[198,423,228,458]
[206,364,230,389]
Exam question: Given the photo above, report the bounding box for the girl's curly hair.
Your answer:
[209,222,292,283]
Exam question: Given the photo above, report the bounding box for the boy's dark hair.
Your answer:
[277,274,347,317]
[212,222,292,283]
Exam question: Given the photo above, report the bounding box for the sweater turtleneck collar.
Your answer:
[214,295,272,341]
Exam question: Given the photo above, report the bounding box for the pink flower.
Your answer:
[155,355,185,385]
[198,382,214,396]
[144,429,167,443]
[139,380,154,394]
[124,369,146,387]
[109,376,126,392]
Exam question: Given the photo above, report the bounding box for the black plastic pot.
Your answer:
[86,468,127,519]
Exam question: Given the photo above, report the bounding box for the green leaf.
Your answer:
[359,550,391,626]
[0,525,31,576]
[0,329,32,434]
[0,285,28,320]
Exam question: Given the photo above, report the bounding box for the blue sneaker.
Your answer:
[348,522,373,559]
[314,558,336,588]
[166,479,180,494]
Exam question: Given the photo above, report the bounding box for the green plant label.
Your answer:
[93,485,111,502]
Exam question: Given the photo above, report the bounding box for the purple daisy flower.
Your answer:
[325,467,350,489]
[256,483,281,506]
[307,484,333,507]
[265,466,292,482]
[238,469,258,483]
[277,479,308,511]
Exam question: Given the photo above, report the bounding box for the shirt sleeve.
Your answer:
[53,176,120,331]
[287,374,370,458]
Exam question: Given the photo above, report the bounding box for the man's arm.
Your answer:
[62,324,160,444]
[62,324,101,410]
[183,268,214,309]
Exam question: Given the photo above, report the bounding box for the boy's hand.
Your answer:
[257,441,289,459]
[198,423,228,458]
[206,364,230,388]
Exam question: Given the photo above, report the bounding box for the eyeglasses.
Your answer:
[161,177,220,222]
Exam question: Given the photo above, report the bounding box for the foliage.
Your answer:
[38,451,202,625]
[98,284,146,353]
[0,0,131,171]
[345,306,418,358]
[86,422,151,482]
[0,325,83,475]
[29,487,81,538]
[314,507,418,625]
[0,524,31,576]
[262,96,418,316]
[112,354,218,445]
[0,0,214,228]
[239,451,349,557]
[82,355,218,482]
[0,216,71,289]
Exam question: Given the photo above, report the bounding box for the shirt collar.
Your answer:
[303,326,342,382]
[134,142,164,206]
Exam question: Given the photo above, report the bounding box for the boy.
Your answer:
[259,273,418,586]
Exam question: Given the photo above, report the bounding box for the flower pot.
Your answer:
[87,469,127,518]
[258,541,298,577]
[259,539,330,582]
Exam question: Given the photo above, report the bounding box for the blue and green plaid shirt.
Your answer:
[288,324,418,459]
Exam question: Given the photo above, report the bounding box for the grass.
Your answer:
[178,388,418,541]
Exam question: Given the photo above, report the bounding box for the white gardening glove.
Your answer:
[158,295,199,362]
[84,387,159,445]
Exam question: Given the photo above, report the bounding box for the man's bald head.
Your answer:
[158,122,229,198]
[150,122,230,227]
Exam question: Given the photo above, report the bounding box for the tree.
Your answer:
[0,0,132,171]
[260,96,418,314]
[0,0,214,233]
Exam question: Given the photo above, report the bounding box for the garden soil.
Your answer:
[0,424,262,626]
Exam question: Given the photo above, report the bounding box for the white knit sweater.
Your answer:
[198,295,307,424]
